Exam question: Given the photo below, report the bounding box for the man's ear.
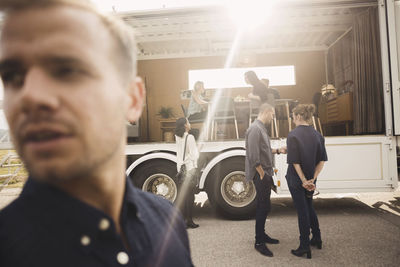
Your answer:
[126,76,145,123]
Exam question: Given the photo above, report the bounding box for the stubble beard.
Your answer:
[19,133,124,184]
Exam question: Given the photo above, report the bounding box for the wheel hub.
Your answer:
[220,171,256,208]
[142,173,177,202]
[156,183,170,196]
[231,181,245,195]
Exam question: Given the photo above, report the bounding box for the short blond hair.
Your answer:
[0,0,137,84]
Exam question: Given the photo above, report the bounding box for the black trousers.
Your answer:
[253,173,272,244]
[176,169,197,222]
[288,178,321,248]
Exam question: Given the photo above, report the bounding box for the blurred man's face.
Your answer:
[0,6,141,182]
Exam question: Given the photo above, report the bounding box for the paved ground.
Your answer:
[188,190,400,267]
[1,188,399,266]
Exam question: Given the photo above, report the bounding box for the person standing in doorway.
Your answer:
[175,118,200,229]
[245,103,285,257]
[286,104,328,259]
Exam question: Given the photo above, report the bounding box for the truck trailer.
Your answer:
[123,0,400,218]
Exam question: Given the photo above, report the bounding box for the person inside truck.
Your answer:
[187,81,208,122]
[245,71,270,105]
[285,104,328,259]
[261,78,279,107]
[0,1,193,266]
[175,117,200,229]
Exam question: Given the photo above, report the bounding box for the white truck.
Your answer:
[124,0,400,219]
[125,136,398,218]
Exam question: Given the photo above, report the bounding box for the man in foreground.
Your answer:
[0,1,193,266]
[245,103,285,257]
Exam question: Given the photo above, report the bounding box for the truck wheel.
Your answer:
[211,157,257,219]
[129,160,178,203]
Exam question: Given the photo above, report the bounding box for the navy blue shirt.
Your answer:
[286,125,328,184]
[0,178,193,267]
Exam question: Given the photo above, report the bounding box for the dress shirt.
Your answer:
[245,119,274,182]
[0,177,193,267]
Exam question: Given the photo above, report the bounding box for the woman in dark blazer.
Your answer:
[285,104,328,259]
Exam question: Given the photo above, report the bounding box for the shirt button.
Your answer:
[98,218,110,231]
[80,235,91,246]
[117,251,129,265]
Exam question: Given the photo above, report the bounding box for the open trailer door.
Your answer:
[274,0,399,194]
[383,0,400,135]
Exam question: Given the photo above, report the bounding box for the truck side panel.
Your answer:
[275,136,398,193]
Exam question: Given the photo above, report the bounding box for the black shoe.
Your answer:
[261,235,280,244]
[291,246,311,259]
[186,221,199,229]
[310,239,322,249]
[255,243,273,257]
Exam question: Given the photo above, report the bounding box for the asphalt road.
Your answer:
[188,194,400,267]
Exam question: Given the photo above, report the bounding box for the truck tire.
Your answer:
[210,157,257,219]
[128,160,178,203]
